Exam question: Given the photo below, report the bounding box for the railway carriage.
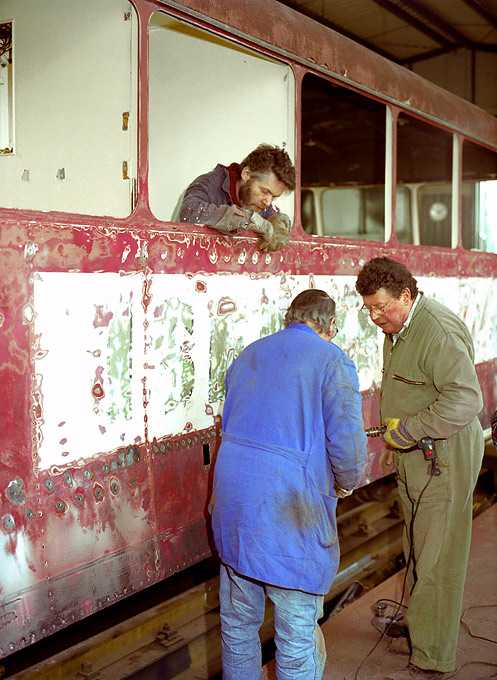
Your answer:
[0,0,496,661]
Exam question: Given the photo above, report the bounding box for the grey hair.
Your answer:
[284,289,336,334]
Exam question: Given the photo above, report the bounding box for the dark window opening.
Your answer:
[301,73,386,240]
[397,114,453,247]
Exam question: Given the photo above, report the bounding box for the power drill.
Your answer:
[365,426,440,476]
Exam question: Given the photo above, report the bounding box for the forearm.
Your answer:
[406,383,482,440]
[405,334,483,440]
[179,194,238,233]
[325,362,367,489]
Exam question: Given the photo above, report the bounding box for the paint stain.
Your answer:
[93,305,113,328]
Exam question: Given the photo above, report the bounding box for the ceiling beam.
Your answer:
[395,0,473,46]
[460,0,497,31]
[369,0,457,47]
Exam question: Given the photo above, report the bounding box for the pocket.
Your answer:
[393,373,425,386]
[314,488,338,548]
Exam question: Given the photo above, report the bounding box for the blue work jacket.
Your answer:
[209,323,367,595]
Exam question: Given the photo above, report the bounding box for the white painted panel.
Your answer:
[148,15,295,223]
[33,271,496,471]
[0,0,136,216]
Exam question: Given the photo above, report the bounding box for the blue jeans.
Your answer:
[219,563,326,680]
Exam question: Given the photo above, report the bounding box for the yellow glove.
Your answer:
[382,417,416,450]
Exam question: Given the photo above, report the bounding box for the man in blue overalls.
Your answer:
[209,289,367,680]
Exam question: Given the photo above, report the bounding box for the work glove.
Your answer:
[382,417,416,450]
[215,204,251,232]
[335,483,354,498]
[258,213,291,252]
[247,211,274,242]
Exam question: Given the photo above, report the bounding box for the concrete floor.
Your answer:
[264,503,497,680]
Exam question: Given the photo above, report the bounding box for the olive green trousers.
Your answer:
[394,420,483,672]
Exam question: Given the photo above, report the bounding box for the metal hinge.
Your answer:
[122,111,129,131]
[122,161,129,180]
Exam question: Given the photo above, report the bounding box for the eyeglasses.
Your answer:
[360,298,394,317]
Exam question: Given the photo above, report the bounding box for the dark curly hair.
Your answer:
[284,289,335,333]
[355,257,418,298]
[240,144,296,191]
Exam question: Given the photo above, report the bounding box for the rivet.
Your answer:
[55,500,65,513]
[3,515,15,532]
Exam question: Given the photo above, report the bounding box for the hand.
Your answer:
[247,211,274,241]
[382,417,416,450]
[258,213,291,252]
[335,483,354,498]
[216,204,251,231]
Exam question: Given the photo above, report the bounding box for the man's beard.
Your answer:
[238,179,257,210]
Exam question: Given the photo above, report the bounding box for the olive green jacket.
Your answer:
[380,293,483,443]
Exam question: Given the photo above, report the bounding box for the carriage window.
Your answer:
[461,141,497,253]
[0,1,137,217]
[148,14,295,224]
[397,114,453,247]
[301,74,386,240]
[0,22,13,154]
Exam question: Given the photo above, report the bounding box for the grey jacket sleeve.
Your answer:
[179,190,239,234]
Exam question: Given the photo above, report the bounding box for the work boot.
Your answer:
[384,663,445,680]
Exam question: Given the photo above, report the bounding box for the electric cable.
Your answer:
[346,465,436,679]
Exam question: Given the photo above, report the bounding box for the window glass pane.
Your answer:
[397,113,453,247]
[396,185,412,244]
[418,184,452,247]
[462,141,497,252]
[148,14,295,223]
[0,0,137,217]
[301,189,316,235]
[301,74,386,239]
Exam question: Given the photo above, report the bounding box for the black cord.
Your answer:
[346,467,436,679]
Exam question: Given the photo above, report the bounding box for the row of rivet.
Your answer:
[3,432,220,532]
[151,428,220,454]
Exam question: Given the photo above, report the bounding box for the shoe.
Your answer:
[384,663,445,680]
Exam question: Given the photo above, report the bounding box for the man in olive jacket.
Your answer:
[356,257,484,680]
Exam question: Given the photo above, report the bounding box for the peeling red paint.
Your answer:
[93,306,113,328]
